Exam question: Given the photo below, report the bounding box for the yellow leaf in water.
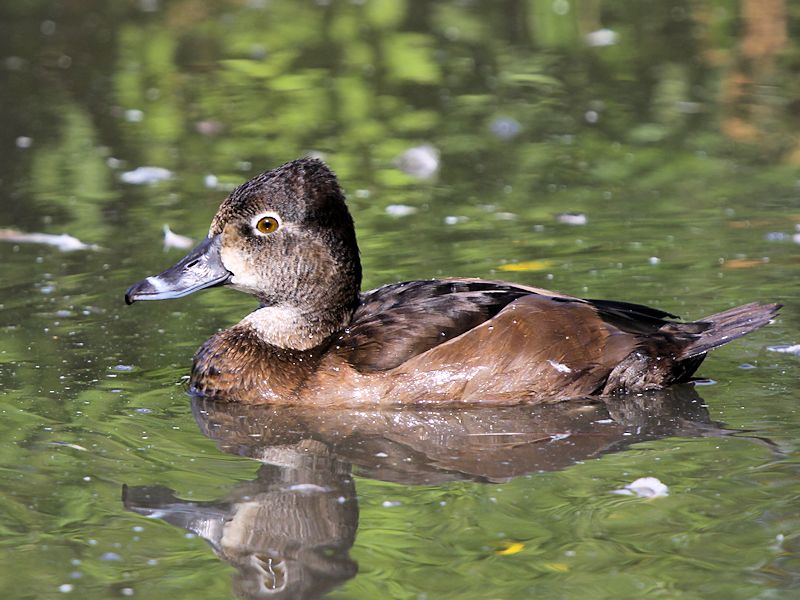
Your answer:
[544,562,570,572]
[495,541,525,556]
[721,258,769,269]
[498,260,553,272]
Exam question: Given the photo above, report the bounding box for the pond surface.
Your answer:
[1,1,799,598]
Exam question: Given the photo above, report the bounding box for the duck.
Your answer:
[125,157,780,406]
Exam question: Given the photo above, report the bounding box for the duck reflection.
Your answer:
[123,440,358,599]
[123,385,733,599]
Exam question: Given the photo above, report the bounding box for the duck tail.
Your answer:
[679,302,781,359]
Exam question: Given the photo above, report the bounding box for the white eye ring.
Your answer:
[252,211,282,235]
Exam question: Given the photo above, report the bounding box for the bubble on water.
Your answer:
[490,117,521,140]
[395,144,439,179]
[5,56,27,70]
[125,109,144,122]
[204,174,218,189]
[100,552,122,561]
[552,0,569,15]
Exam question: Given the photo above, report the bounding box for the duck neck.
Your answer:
[240,301,355,351]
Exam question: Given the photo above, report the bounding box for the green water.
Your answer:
[1,1,799,598]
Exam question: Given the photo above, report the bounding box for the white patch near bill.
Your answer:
[145,275,173,293]
[242,305,326,350]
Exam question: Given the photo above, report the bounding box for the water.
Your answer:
[1,1,799,598]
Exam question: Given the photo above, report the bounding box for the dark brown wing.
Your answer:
[339,279,695,374]
[339,280,534,372]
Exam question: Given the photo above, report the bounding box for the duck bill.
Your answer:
[125,235,231,305]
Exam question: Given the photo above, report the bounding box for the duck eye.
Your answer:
[255,216,280,234]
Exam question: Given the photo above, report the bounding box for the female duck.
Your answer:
[125,158,779,406]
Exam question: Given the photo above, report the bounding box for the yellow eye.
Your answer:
[256,216,280,234]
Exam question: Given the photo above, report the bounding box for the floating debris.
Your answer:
[444,215,468,225]
[612,476,669,498]
[495,541,525,556]
[498,260,554,272]
[120,166,172,185]
[385,204,417,217]
[381,500,402,508]
[585,28,618,47]
[48,442,88,452]
[0,229,99,252]
[556,212,587,226]
[162,225,194,250]
[15,136,33,149]
[395,144,440,179]
[767,344,800,356]
[721,257,769,269]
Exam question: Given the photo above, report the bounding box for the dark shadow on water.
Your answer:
[122,385,762,600]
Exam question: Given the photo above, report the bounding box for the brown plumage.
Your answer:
[125,158,781,406]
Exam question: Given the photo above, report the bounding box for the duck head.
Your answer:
[125,158,363,347]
